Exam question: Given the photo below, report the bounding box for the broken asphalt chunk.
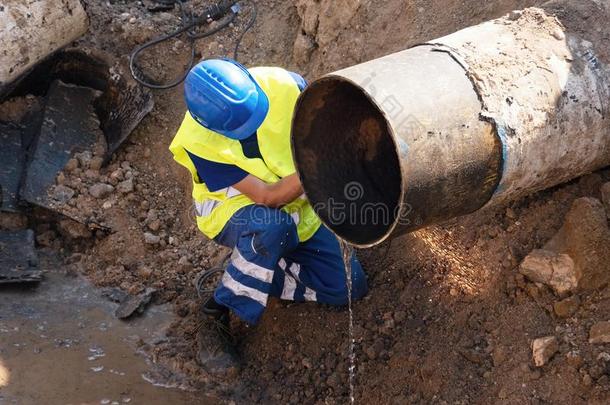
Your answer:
[102,287,129,303]
[115,288,156,319]
[21,80,104,214]
[0,229,42,284]
[0,123,25,211]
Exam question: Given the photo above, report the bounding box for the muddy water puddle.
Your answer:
[0,262,208,404]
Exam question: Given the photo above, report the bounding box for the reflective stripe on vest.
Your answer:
[193,187,241,217]
[169,67,321,241]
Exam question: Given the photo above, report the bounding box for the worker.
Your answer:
[169,58,368,373]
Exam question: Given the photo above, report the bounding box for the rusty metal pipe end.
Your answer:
[291,76,404,247]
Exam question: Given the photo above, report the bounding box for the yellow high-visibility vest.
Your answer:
[169,67,321,241]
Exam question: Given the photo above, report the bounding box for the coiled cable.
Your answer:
[129,0,257,89]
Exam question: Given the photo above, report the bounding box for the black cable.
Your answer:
[233,0,257,60]
[129,0,257,90]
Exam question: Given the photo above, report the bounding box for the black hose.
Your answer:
[129,0,258,90]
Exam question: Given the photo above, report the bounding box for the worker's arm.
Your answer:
[233,174,303,208]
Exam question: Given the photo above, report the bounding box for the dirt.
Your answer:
[1,0,610,404]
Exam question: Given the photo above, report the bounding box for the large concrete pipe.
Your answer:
[0,0,89,98]
[292,0,610,247]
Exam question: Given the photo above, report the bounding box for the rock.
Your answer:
[296,0,321,36]
[74,151,92,168]
[553,294,580,318]
[508,10,523,20]
[148,219,161,232]
[101,287,129,303]
[588,364,605,379]
[89,156,104,171]
[146,209,158,222]
[89,183,114,199]
[565,351,583,369]
[114,288,156,319]
[84,169,100,180]
[597,352,610,363]
[519,249,578,296]
[601,182,610,218]
[57,219,92,239]
[177,255,193,273]
[532,336,558,367]
[56,172,66,185]
[49,185,75,204]
[544,197,610,291]
[293,33,316,66]
[117,178,134,194]
[64,158,79,172]
[92,143,106,157]
[144,232,160,245]
[492,346,507,367]
[589,321,610,344]
[316,0,361,46]
[109,169,124,183]
[137,265,153,279]
[551,28,565,40]
[458,348,485,364]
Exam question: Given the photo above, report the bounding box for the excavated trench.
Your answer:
[0,49,152,283]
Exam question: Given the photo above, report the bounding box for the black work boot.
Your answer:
[196,296,240,376]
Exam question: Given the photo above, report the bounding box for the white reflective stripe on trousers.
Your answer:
[278,258,317,301]
[231,248,274,284]
[287,262,301,280]
[280,272,297,300]
[221,271,267,306]
[303,287,317,302]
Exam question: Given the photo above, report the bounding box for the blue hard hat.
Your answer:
[184,58,269,140]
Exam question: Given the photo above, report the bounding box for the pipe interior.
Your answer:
[292,77,402,246]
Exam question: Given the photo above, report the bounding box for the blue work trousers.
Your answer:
[213,205,368,325]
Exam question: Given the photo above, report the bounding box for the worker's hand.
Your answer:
[233,174,304,208]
